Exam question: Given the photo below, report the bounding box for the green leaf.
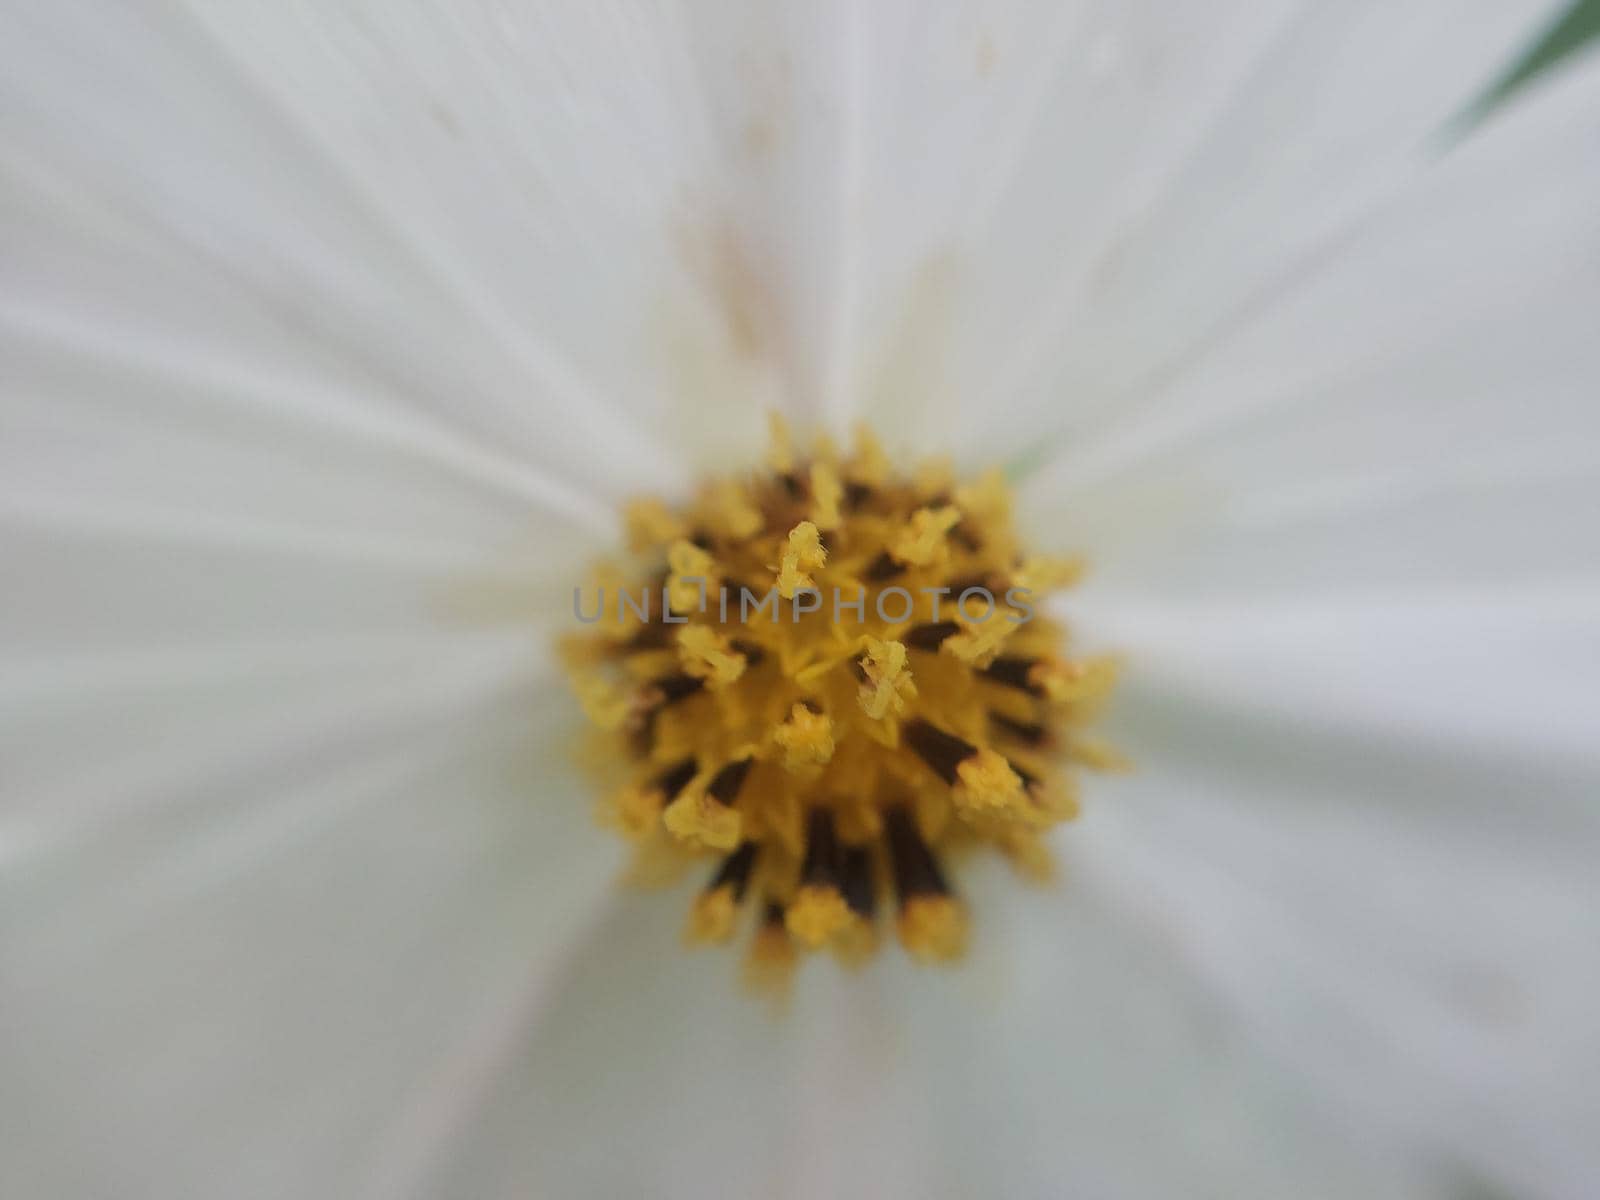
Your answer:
[1442,0,1600,143]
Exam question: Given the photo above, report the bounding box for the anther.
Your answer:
[685,842,758,945]
[744,900,798,997]
[663,755,749,850]
[989,712,1052,747]
[707,482,763,539]
[656,758,699,800]
[950,523,983,553]
[810,462,843,531]
[839,845,876,920]
[832,844,880,966]
[905,621,960,650]
[864,550,905,581]
[890,505,963,567]
[980,655,1047,697]
[843,481,875,510]
[706,757,753,806]
[645,672,706,708]
[623,623,672,653]
[884,808,967,962]
[786,810,851,947]
[884,807,949,898]
[623,497,685,551]
[602,757,696,839]
[626,709,658,759]
[773,702,835,770]
[857,638,916,720]
[666,539,717,613]
[730,638,767,667]
[904,719,1025,816]
[941,611,1015,666]
[776,521,826,599]
[676,625,747,687]
[849,425,889,485]
[903,719,977,785]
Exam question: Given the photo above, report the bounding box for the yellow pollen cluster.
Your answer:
[563,419,1118,994]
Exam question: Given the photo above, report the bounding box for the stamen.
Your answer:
[831,845,880,965]
[706,757,754,805]
[775,521,826,599]
[623,622,673,653]
[601,758,696,838]
[685,842,758,945]
[904,718,1025,817]
[730,638,767,668]
[989,712,1053,748]
[706,481,763,540]
[954,468,1010,526]
[656,758,699,798]
[809,462,843,531]
[567,419,1114,986]
[1012,555,1085,594]
[1033,657,1119,706]
[944,573,998,600]
[666,539,717,614]
[980,655,1048,697]
[998,828,1057,882]
[786,810,852,947]
[839,844,877,920]
[644,672,705,708]
[773,702,836,769]
[981,654,1118,705]
[905,621,960,650]
[663,756,748,850]
[890,505,963,567]
[863,550,906,581]
[902,718,975,785]
[857,638,916,720]
[952,749,1026,817]
[941,612,1015,665]
[743,901,798,998]
[898,894,969,962]
[849,424,890,488]
[624,497,685,551]
[767,412,796,475]
[883,806,949,897]
[627,708,658,760]
[884,808,967,962]
[571,672,632,731]
[676,625,747,687]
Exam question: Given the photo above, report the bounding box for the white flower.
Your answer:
[3,3,1598,1199]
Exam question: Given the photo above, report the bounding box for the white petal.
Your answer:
[897,859,1433,1198]
[1,688,619,1198]
[1020,47,1600,586]
[0,2,777,1192]
[1022,57,1600,766]
[819,0,1559,459]
[0,0,795,504]
[1012,56,1599,1193]
[437,862,1430,1199]
[419,889,801,1199]
[1076,693,1600,1196]
[1079,587,1600,767]
[990,29,1600,1198]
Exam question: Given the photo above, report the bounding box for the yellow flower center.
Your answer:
[563,418,1119,994]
